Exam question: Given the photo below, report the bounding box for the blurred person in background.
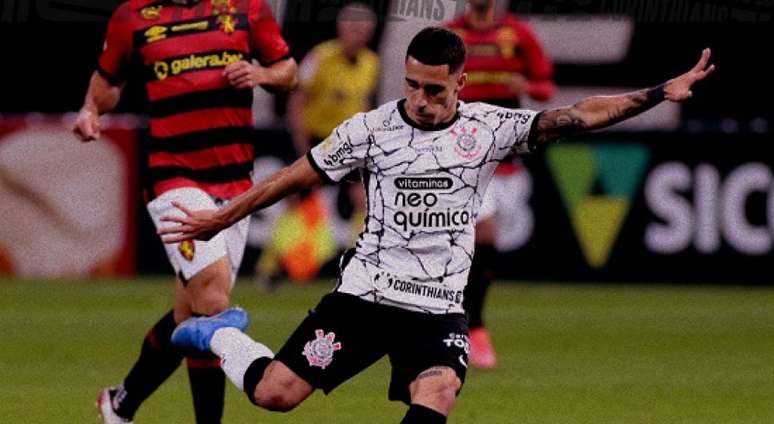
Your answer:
[72,0,297,422]
[256,2,379,286]
[446,0,555,368]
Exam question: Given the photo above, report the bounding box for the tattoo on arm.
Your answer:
[416,368,445,380]
[534,107,587,145]
[605,83,666,124]
[535,83,666,145]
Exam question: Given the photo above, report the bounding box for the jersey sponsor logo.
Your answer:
[452,127,481,160]
[322,140,353,167]
[153,51,244,80]
[140,5,162,20]
[144,25,167,43]
[302,329,342,369]
[394,177,453,190]
[496,111,531,125]
[375,271,464,305]
[392,179,470,232]
[171,20,210,32]
[415,145,443,154]
[178,240,195,261]
[374,121,404,132]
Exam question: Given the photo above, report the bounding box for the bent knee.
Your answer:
[253,389,302,412]
[187,262,232,315]
[409,367,462,413]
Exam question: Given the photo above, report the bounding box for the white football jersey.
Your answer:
[308,99,539,314]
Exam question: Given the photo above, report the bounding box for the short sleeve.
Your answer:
[248,0,291,65]
[98,4,134,85]
[491,108,541,157]
[307,113,370,183]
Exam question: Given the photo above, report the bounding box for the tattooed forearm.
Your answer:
[534,83,667,146]
[605,83,666,124]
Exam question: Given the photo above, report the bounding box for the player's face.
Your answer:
[404,56,467,128]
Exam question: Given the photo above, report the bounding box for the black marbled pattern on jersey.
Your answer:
[310,100,538,314]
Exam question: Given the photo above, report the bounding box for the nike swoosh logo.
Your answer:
[382,147,400,156]
[458,355,468,368]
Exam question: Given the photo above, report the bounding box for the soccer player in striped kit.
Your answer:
[73,0,297,422]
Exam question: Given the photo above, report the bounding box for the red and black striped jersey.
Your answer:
[446,14,555,105]
[99,0,290,199]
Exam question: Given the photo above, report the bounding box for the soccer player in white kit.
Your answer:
[159,28,714,423]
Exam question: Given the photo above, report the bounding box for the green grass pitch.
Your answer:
[2,278,774,423]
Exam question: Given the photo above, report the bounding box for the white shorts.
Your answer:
[147,187,250,286]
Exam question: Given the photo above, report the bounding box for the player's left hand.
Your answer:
[664,48,716,102]
[223,60,266,89]
[158,201,226,243]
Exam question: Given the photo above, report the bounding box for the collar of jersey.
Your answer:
[397,99,460,132]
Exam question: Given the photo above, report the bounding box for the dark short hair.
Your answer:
[406,27,466,73]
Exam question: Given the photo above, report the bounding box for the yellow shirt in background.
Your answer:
[300,40,379,140]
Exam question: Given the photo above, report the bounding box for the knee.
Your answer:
[410,369,462,411]
[253,387,302,413]
[189,272,231,316]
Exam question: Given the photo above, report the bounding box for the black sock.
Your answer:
[401,404,447,424]
[243,357,273,405]
[115,310,183,420]
[463,243,497,328]
[186,350,225,424]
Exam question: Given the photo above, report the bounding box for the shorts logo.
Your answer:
[302,329,342,369]
[443,333,470,352]
[452,127,481,160]
[178,240,195,262]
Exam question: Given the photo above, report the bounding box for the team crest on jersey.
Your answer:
[178,240,195,262]
[140,5,162,20]
[452,127,481,160]
[212,0,237,34]
[302,329,342,369]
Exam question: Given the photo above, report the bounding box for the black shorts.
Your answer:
[274,292,469,404]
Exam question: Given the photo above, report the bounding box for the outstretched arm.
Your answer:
[533,48,715,145]
[72,72,124,142]
[159,156,321,242]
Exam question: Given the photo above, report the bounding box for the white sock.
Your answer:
[210,327,273,391]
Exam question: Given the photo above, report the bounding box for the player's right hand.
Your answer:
[158,201,226,243]
[73,108,101,142]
